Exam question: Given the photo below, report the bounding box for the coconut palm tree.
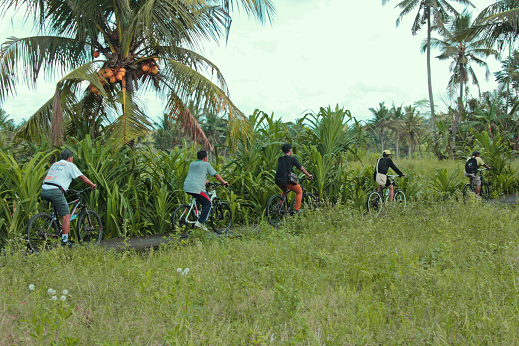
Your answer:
[382,0,475,131]
[0,0,275,149]
[426,10,498,156]
[459,1,519,114]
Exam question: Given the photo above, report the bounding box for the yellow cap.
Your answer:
[383,150,391,155]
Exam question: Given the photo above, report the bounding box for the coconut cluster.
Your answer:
[89,67,127,95]
[141,58,159,75]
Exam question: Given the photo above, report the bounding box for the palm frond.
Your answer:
[0,36,88,102]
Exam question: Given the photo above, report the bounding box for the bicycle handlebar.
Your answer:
[66,187,92,195]
[387,175,404,178]
[207,182,229,188]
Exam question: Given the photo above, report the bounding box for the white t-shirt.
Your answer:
[42,160,83,191]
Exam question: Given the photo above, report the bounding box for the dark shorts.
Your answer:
[41,188,70,216]
[384,177,391,187]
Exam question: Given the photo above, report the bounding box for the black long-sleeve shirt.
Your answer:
[373,157,403,180]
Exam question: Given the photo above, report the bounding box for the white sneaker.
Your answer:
[194,221,209,231]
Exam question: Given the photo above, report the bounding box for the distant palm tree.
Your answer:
[368,102,391,153]
[382,0,475,130]
[402,105,427,159]
[388,103,405,159]
[0,0,275,149]
[0,108,15,132]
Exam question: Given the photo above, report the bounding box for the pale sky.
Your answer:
[0,0,503,125]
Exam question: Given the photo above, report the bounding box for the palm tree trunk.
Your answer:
[408,141,412,160]
[396,131,400,159]
[426,6,436,131]
[506,35,512,115]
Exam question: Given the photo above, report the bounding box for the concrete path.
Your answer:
[99,226,257,252]
[492,193,519,205]
[97,193,519,252]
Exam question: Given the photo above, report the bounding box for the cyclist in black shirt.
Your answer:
[275,143,313,213]
[373,150,405,201]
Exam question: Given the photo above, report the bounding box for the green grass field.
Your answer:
[2,198,519,345]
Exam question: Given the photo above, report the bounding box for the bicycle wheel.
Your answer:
[366,191,383,215]
[172,204,196,236]
[481,183,491,201]
[77,210,103,245]
[302,193,319,210]
[266,195,288,226]
[27,213,60,253]
[210,202,233,234]
[462,183,474,203]
[393,190,406,212]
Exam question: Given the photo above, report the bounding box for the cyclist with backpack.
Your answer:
[464,151,491,196]
[274,144,313,214]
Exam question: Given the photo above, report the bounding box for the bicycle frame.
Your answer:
[46,189,91,236]
[279,176,311,208]
[181,184,221,225]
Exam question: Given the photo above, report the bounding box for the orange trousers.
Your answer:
[277,184,303,211]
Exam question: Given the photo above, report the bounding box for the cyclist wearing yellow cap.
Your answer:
[373,150,405,201]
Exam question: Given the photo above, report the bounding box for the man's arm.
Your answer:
[78,175,97,189]
[389,160,405,177]
[483,164,491,170]
[299,166,313,180]
[214,174,229,186]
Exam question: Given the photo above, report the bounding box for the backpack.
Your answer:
[465,156,478,174]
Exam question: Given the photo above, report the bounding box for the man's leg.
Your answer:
[195,192,212,224]
[476,184,481,195]
[389,185,395,201]
[62,215,71,237]
[286,184,303,211]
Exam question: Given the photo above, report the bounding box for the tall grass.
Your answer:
[1,201,519,345]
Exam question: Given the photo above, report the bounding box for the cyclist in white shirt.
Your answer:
[41,149,96,246]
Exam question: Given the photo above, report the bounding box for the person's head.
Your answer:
[281,143,292,155]
[472,151,480,157]
[197,150,208,161]
[382,149,391,158]
[60,149,74,162]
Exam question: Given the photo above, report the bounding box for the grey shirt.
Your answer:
[184,160,217,194]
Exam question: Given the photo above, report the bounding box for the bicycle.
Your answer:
[26,188,103,253]
[462,168,490,201]
[265,176,319,226]
[171,182,232,236]
[366,175,406,215]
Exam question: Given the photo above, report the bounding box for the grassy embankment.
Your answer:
[1,197,519,345]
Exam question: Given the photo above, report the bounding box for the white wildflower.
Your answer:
[62,289,68,295]
[176,268,182,273]
[28,284,35,291]
[47,288,56,295]
[182,268,190,276]
[60,296,66,301]
[52,296,58,301]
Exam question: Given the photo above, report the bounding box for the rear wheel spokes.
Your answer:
[27,213,60,253]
